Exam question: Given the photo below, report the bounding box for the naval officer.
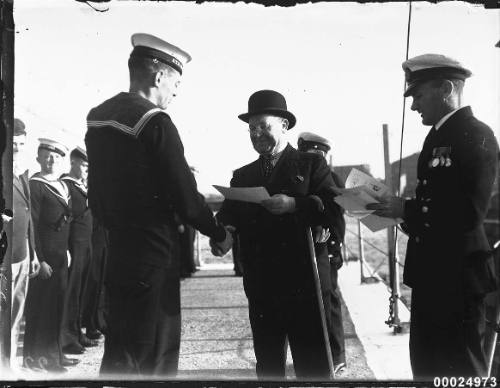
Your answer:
[367,54,499,379]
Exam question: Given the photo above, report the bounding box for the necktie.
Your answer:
[262,155,273,178]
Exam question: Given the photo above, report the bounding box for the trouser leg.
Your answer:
[287,296,331,380]
[248,299,287,379]
[11,257,30,362]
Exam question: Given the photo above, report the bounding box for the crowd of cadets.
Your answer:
[10,118,199,374]
[10,119,107,373]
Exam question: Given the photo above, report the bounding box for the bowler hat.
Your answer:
[238,90,296,129]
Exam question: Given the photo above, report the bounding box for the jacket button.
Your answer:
[415,236,420,243]
[422,180,427,185]
[424,222,430,228]
[421,206,429,213]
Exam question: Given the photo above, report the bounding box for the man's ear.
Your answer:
[282,118,289,132]
[441,79,454,100]
[153,70,164,87]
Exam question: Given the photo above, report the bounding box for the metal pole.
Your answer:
[383,124,401,332]
[357,219,366,283]
[195,231,202,267]
[306,227,335,379]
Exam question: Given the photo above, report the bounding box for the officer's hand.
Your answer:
[366,196,405,219]
[210,226,234,257]
[29,257,41,278]
[314,227,330,243]
[38,261,53,280]
[261,194,296,215]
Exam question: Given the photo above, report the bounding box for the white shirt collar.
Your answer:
[434,107,462,130]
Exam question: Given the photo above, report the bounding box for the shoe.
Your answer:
[334,362,346,375]
[80,334,99,347]
[63,343,85,354]
[61,357,80,367]
[86,329,103,340]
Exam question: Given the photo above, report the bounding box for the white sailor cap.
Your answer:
[130,33,192,75]
[402,54,472,97]
[70,146,87,162]
[38,138,69,157]
[297,132,332,153]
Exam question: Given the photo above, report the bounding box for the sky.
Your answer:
[13,0,500,194]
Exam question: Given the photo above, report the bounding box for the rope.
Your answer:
[345,225,406,269]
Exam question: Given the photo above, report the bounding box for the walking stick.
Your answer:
[306,227,335,379]
[487,241,500,378]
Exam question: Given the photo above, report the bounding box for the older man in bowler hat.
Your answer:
[367,54,499,379]
[85,33,233,378]
[297,132,346,375]
[212,90,342,379]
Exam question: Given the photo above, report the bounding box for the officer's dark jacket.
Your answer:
[29,174,71,269]
[61,175,93,244]
[85,92,225,248]
[403,106,499,308]
[12,171,36,263]
[216,144,341,301]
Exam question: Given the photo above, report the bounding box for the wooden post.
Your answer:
[357,219,366,283]
[383,124,401,332]
[0,0,14,372]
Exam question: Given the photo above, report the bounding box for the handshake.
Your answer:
[209,225,236,257]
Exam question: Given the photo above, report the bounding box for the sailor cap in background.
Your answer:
[402,54,472,97]
[130,33,192,75]
[297,132,332,153]
[14,118,26,136]
[38,138,69,157]
[70,146,88,162]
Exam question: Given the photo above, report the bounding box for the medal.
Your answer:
[431,158,439,168]
[439,156,445,166]
[445,158,452,167]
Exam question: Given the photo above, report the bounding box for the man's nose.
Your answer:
[410,99,418,111]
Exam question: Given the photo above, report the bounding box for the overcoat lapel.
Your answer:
[14,175,29,204]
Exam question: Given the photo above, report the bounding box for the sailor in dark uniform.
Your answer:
[60,146,97,355]
[24,138,79,373]
[81,216,108,339]
[297,132,347,375]
[85,33,233,378]
[367,54,499,379]
[212,90,342,379]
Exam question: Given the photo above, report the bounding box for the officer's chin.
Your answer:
[252,142,273,155]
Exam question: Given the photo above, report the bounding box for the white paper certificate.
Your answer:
[213,185,271,203]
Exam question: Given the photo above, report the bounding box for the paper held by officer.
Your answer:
[213,185,271,203]
[334,168,403,232]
